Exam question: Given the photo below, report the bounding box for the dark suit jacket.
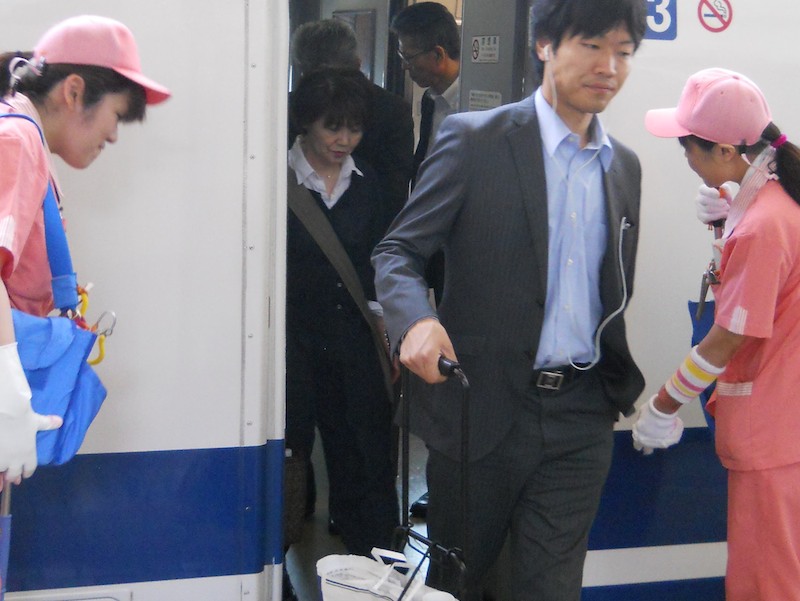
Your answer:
[372,94,645,461]
[289,83,414,220]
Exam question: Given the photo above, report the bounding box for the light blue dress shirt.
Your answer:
[533,88,613,369]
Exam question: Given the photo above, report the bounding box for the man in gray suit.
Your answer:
[372,0,648,599]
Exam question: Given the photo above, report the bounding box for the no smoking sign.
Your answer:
[698,0,732,32]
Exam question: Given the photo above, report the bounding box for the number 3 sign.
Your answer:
[646,0,677,40]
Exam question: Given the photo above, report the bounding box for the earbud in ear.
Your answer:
[543,44,552,61]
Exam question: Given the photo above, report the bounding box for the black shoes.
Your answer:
[409,491,429,519]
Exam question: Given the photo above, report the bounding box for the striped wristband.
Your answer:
[664,346,725,404]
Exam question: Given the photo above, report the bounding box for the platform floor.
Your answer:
[285,431,430,601]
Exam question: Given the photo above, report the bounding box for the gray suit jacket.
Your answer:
[372,94,645,461]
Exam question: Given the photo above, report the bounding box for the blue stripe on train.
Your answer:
[590,427,727,549]
[7,428,726,592]
[8,440,285,591]
[584,577,725,600]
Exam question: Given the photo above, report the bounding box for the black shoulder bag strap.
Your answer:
[286,171,394,402]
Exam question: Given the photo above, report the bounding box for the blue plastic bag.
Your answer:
[11,309,107,465]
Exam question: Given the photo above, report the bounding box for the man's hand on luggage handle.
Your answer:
[399,318,458,384]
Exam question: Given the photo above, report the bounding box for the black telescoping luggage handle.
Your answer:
[395,356,470,601]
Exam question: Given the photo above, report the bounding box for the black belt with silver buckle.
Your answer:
[532,364,590,392]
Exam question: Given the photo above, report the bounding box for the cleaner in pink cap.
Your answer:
[633,67,800,601]
[0,16,170,489]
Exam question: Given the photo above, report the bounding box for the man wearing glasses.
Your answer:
[391,2,461,184]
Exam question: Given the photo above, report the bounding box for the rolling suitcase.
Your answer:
[392,357,471,600]
[315,358,469,601]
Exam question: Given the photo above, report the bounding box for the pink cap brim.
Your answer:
[115,66,171,105]
[645,107,691,139]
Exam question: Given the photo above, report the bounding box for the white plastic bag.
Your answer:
[317,548,456,601]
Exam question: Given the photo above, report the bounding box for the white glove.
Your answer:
[632,395,684,455]
[0,343,62,489]
[695,183,732,224]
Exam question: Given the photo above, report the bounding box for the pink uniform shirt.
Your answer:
[0,96,57,317]
[709,180,800,471]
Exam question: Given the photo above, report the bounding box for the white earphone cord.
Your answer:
[570,215,630,371]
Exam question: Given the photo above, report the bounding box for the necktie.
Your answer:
[412,91,435,188]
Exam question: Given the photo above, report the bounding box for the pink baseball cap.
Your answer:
[33,15,171,105]
[645,68,771,146]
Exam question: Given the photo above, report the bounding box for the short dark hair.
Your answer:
[0,52,147,122]
[290,19,360,75]
[530,0,647,79]
[678,134,718,152]
[391,2,461,60]
[290,67,373,135]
